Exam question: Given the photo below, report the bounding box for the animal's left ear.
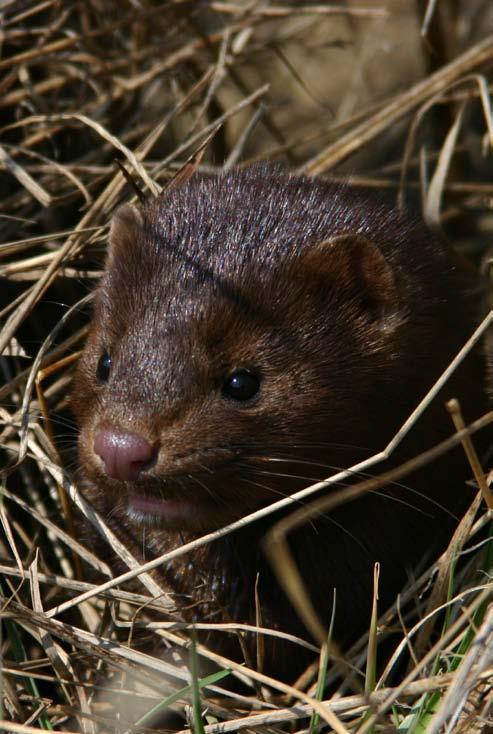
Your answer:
[297,233,398,321]
[106,203,145,269]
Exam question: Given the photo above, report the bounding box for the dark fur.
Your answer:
[71,166,487,681]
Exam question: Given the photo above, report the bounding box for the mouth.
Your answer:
[126,494,205,527]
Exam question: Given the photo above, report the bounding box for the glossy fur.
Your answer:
[71,166,486,681]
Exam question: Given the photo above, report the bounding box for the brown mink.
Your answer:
[71,165,487,682]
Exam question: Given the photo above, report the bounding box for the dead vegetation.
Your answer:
[1,1,493,732]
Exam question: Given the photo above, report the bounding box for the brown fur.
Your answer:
[71,165,487,681]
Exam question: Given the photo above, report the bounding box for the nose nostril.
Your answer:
[130,453,156,475]
[94,428,156,481]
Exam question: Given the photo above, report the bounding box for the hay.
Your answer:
[1,1,493,731]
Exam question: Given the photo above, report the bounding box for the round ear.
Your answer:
[297,233,398,322]
[107,203,144,269]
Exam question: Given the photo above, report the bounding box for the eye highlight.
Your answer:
[222,369,260,402]
[96,352,112,382]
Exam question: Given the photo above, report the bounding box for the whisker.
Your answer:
[45,414,78,429]
[189,474,221,504]
[369,489,431,518]
[197,462,215,476]
[237,461,455,519]
[239,477,319,528]
[241,477,368,553]
[242,467,325,482]
[242,440,375,454]
[243,453,458,517]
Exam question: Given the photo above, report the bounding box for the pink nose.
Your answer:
[94,428,156,481]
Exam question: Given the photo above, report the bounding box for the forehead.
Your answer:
[138,168,344,275]
[107,259,275,341]
[101,243,279,363]
[100,167,373,339]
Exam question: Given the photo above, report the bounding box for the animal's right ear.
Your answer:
[295,233,399,323]
[106,203,144,268]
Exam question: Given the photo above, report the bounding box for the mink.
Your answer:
[71,165,487,681]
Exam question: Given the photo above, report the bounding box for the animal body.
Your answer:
[71,166,486,681]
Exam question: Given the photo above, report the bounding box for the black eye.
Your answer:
[222,369,260,402]
[96,352,112,382]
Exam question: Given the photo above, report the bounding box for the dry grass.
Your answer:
[1,1,493,732]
